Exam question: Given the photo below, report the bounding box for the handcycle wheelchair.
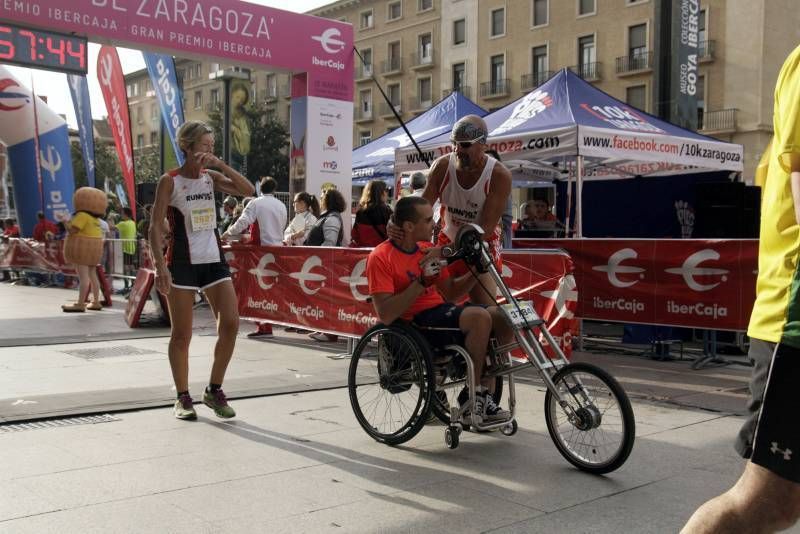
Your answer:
[347,224,635,474]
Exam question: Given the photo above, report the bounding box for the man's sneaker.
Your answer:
[485,392,511,422]
[458,387,486,425]
[174,393,197,420]
[203,388,236,418]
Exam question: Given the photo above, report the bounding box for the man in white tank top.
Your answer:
[422,115,512,305]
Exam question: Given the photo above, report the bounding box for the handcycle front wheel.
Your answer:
[544,362,635,474]
[347,323,435,446]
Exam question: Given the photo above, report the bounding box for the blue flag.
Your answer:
[67,74,97,188]
[143,52,185,166]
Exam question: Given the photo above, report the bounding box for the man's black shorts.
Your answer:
[736,339,800,483]
[169,261,231,292]
[413,303,467,348]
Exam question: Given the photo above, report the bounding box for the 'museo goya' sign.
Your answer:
[0,0,353,101]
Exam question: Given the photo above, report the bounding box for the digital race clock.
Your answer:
[0,23,87,74]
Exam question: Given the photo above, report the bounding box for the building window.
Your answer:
[629,24,647,58]
[490,8,505,37]
[388,83,401,107]
[136,107,143,124]
[266,74,277,98]
[490,54,505,88]
[453,62,466,92]
[533,0,548,26]
[210,88,220,106]
[359,130,372,146]
[697,75,706,127]
[453,18,466,45]
[388,41,401,71]
[136,134,144,149]
[578,35,595,70]
[578,0,595,16]
[361,49,373,76]
[210,63,219,74]
[192,64,201,79]
[418,0,432,11]
[194,90,202,109]
[626,85,646,111]
[359,89,371,116]
[533,45,548,85]
[418,77,432,105]
[699,8,706,43]
[388,1,402,21]
[360,10,374,29]
[150,104,158,119]
[419,33,433,63]
[150,131,158,145]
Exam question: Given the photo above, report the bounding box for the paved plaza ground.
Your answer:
[1,282,796,533]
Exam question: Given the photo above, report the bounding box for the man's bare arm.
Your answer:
[421,156,449,205]
[477,163,512,240]
[371,283,426,325]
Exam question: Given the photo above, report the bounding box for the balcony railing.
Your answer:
[615,51,652,74]
[699,40,715,61]
[699,108,736,132]
[410,50,435,69]
[480,78,511,98]
[569,62,602,81]
[380,57,403,75]
[379,101,402,117]
[442,86,471,99]
[355,108,373,122]
[521,70,554,91]
[356,65,373,79]
[410,95,433,111]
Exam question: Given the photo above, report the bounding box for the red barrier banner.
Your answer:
[0,238,75,275]
[513,239,758,331]
[227,245,578,355]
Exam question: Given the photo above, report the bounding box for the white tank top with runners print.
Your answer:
[438,153,501,245]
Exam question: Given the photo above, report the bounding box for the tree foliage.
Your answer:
[70,141,123,190]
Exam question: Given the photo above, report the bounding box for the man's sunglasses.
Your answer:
[451,136,484,149]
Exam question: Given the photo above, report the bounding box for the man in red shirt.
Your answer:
[2,218,19,238]
[367,196,512,424]
[32,212,58,242]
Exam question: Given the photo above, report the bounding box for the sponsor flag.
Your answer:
[66,74,97,188]
[672,0,700,129]
[0,66,74,236]
[142,52,185,167]
[97,46,136,219]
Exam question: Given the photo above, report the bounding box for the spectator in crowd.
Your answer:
[410,171,427,197]
[32,212,58,242]
[219,196,238,233]
[2,218,19,238]
[223,177,288,339]
[116,207,138,293]
[518,198,557,231]
[306,188,347,342]
[137,204,152,239]
[350,180,392,247]
[284,192,319,246]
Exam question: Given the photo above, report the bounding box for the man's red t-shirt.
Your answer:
[367,240,450,320]
[33,220,58,242]
[3,225,19,238]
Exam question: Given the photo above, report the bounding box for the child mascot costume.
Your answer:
[62,187,108,312]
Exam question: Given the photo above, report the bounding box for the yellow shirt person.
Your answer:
[69,211,103,239]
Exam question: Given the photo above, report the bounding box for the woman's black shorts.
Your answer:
[169,261,231,292]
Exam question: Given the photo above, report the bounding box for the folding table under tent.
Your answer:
[352,91,486,187]
[395,68,744,236]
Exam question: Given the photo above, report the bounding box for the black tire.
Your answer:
[431,372,503,425]
[445,426,460,449]
[544,362,635,474]
[348,323,435,446]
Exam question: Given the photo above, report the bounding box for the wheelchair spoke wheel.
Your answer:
[544,362,635,474]
[348,324,434,445]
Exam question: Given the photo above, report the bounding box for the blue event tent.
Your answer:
[352,91,486,185]
[396,68,743,235]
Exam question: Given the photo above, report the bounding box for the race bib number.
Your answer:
[190,207,216,232]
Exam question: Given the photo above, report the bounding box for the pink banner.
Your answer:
[97,46,136,219]
[0,1,353,101]
[0,238,75,275]
[514,238,758,331]
[227,245,578,356]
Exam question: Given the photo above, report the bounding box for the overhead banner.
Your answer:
[514,238,758,331]
[67,74,97,188]
[672,0,700,130]
[97,46,136,219]
[0,67,74,236]
[142,52,185,167]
